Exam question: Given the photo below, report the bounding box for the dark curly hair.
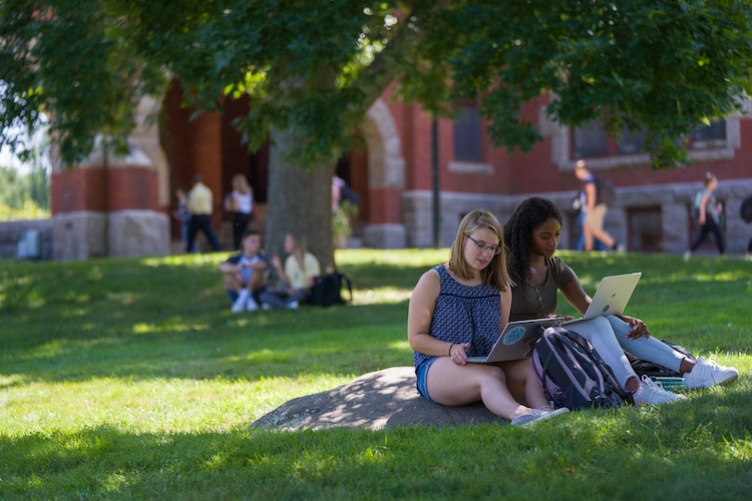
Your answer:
[503,197,562,287]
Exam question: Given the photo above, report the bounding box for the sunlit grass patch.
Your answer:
[0,249,750,498]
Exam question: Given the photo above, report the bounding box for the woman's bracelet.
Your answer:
[448,343,454,356]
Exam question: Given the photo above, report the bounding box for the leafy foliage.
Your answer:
[0,165,49,220]
[3,1,752,169]
[0,0,168,165]
[421,1,752,167]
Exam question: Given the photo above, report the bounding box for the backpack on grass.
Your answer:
[306,272,353,307]
[532,326,633,411]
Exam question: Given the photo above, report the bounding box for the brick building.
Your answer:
[47,80,752,259]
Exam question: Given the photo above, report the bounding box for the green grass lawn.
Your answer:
[1,249,751,499]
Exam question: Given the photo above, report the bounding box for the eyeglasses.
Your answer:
[466,235,502,255]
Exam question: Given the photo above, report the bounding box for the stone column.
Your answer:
[661,203,690,254]
[51,138,169,260]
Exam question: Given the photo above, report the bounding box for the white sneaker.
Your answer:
[511,407,569,427]
[246,297,259,312]
[286,300,299,310]
[261,302,271,311]
[683,356,739,389]
[633,375,685,406]
[230,296,247,313]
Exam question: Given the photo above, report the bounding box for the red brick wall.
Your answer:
[51,167,159,215]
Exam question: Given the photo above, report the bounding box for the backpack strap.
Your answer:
[339,273,353,303]
[565,329,634,405]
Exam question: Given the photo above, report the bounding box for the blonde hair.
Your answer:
[449,209,512,291]
[232,174,252,195]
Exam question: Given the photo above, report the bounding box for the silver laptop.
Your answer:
[467,317,563,364]
[564,272,642,324]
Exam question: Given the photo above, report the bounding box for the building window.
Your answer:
[572,120,608,159]
[691,120,726,148]
[617,128,646,155]
[453,106,482,162]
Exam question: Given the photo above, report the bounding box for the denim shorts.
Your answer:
[416,357,438,403]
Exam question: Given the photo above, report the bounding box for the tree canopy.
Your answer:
[2,1,752,259]
[5,1,751,166]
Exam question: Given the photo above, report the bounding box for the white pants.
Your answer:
[568,316,687,389]
[567,317,637,389]
[606,316,686,373]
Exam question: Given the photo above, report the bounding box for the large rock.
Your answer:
[251,366,504,431]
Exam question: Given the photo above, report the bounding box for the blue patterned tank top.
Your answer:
[413,264,502,369]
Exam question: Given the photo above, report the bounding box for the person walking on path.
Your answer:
[685,172,725,259]
[742,195,752,260]
[574,159,623,252]
[173,188,195,253]
[187,174,221,252]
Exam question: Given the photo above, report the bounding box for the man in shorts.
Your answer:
[219,229,269,312]
[574,159,623,252]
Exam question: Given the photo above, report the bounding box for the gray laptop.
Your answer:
[564,272,642,325]
[467,272,642,363]
[467,317,563,364]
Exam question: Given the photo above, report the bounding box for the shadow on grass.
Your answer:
[4,389,752,500]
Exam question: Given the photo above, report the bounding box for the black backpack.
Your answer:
[740,195,752,223]
[691,190,704,220]
[306,272,353,307]
[596,176,616,205]
[532,326,633,411]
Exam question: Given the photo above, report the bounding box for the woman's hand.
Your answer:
[449,342,471,366]
[621,315,650,340]
[552,314,575,321]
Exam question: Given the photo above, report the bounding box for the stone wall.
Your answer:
[0,211,170,261]
[4,179,751,259]
[0,219,55,260]
[402,179,752,254]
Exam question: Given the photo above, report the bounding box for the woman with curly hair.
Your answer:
[504,197,736,404]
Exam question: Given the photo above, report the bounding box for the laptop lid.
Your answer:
[580,272,641,320]
[467,317,563,364]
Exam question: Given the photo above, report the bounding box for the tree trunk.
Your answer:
[265,126,336,272]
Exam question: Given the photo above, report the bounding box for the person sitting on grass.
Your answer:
[258,233,320,310]
[503,197,738,400]
[407,209,569,426]
[219,229,269,313]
